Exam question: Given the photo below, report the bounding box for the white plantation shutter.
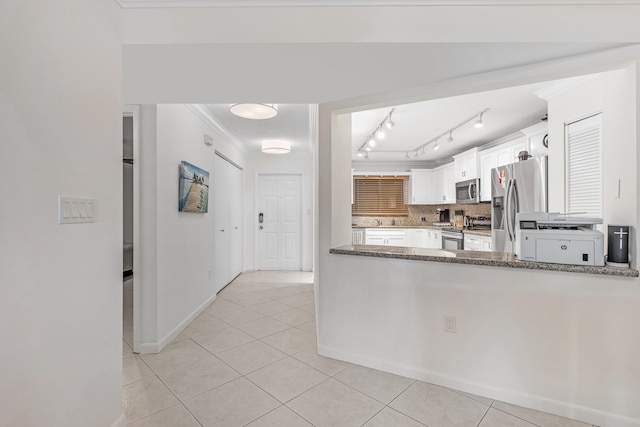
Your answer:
[565,114,602,217]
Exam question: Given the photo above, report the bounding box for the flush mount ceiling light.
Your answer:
[230,103,278,120]
[261,139,290,154]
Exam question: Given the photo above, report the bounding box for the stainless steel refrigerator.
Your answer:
[491,156,548,253]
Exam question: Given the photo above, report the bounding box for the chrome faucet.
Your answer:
[391,218,396,226]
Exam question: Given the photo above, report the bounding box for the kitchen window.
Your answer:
[352,175,409,216]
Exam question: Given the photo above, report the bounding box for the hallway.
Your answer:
[122,272,593,427]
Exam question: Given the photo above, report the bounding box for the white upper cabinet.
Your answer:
[453,147,480,181]
[409,169,434,204]
[479,136,527,202]
[432,162,455,204]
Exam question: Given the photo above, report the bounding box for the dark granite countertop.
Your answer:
[330,245,639,278]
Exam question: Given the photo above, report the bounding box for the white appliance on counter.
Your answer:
[516,212,604,266]
[491,156,548,253]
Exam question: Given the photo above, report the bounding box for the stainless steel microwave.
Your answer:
[455,178,481,204]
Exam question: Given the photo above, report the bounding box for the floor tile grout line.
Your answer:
[475,403,492,427]
[490,406,543,427]
[449,388,495,407]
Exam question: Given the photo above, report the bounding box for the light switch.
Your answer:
[58,196,98,224]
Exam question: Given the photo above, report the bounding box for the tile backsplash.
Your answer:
[351,203,491,228]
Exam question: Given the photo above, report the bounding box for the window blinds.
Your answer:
[565,114,602,217]
[352,176,409,216]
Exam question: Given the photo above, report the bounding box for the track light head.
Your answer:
[447,131,454,143]
[364,152,369,159]
[405,152,409,158]
[376,128,385,139]
[434,140,440,151]
[474,113,484,129]
[357,152,363,157]
[368,137,376,147]
[365,146,372,152]
[385,118,395,129]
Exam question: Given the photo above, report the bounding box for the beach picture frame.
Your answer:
[179,161,209,213]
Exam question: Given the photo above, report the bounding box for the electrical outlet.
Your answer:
[421,217,426,222]
[444,315,456,333]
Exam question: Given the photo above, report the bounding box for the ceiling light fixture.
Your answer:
[230,103,278,120]
[405,152,410,158]
[364,152,369,159]
[261,139,290,154]
[474,112,484,128]
[385,111,395,129]
[408,108,489,157]
[356,108,396,157]
[357,152,363,157]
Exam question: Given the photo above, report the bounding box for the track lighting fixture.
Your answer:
[364,152,369,159]
[357,152,363,157]
[385,112,395,129]
[356,108,395,156]
[474,112,484,128]
[406,108,488,158]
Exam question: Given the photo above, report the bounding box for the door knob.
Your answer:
[259,226,263,230]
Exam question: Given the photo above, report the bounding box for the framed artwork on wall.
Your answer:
[178,161,209,213]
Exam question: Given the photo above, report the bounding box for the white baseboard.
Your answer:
[110,413,126,427]
[317,344,640,427]
[137,293,218,354]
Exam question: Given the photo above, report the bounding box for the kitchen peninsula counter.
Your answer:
[330,244,639,278]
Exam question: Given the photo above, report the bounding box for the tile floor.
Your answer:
[122,271,597,427]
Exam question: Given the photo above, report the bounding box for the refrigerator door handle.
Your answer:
[512,179,519,244]
[505,179,513,242]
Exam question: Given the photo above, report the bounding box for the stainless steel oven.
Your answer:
[441,229,464,250]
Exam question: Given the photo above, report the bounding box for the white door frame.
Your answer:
[254,171,305,271]
[123,105,140,354]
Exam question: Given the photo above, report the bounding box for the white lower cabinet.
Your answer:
[365,229,407,247]
[463,234,492,252]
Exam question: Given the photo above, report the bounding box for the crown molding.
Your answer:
[185,104,247,154]
[116,0,640,8]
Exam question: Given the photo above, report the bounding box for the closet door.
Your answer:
[214,156,231,293]
[229,165,242,279]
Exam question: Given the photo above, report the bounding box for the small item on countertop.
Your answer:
[607,225,630,267]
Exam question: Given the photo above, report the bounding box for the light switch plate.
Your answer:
[58,196,98,224]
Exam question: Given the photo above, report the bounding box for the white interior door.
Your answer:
[229,165,242,279]
[214,156,230,292]
[257,174,302,271]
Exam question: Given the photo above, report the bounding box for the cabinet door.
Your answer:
[479,152,495,202]
[409,170,433,204]
[386,236,407,247]
[481,237,492,252]
[412,230,427,248]
[366,235,386,246]
[432,168,444,203]
[442,164,456,203]
[432,231,442,249]
[454,156,468,181]
[464,235,481,251]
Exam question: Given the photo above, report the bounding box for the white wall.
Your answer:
[138,104,245,350]
[0,1,123,426]
[243,152,314,271]
[317,56,640,427]
[547,67,637,266]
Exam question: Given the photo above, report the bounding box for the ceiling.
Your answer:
[204,104,314,154]
[350,79,559,163]
[200,74,590,160]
